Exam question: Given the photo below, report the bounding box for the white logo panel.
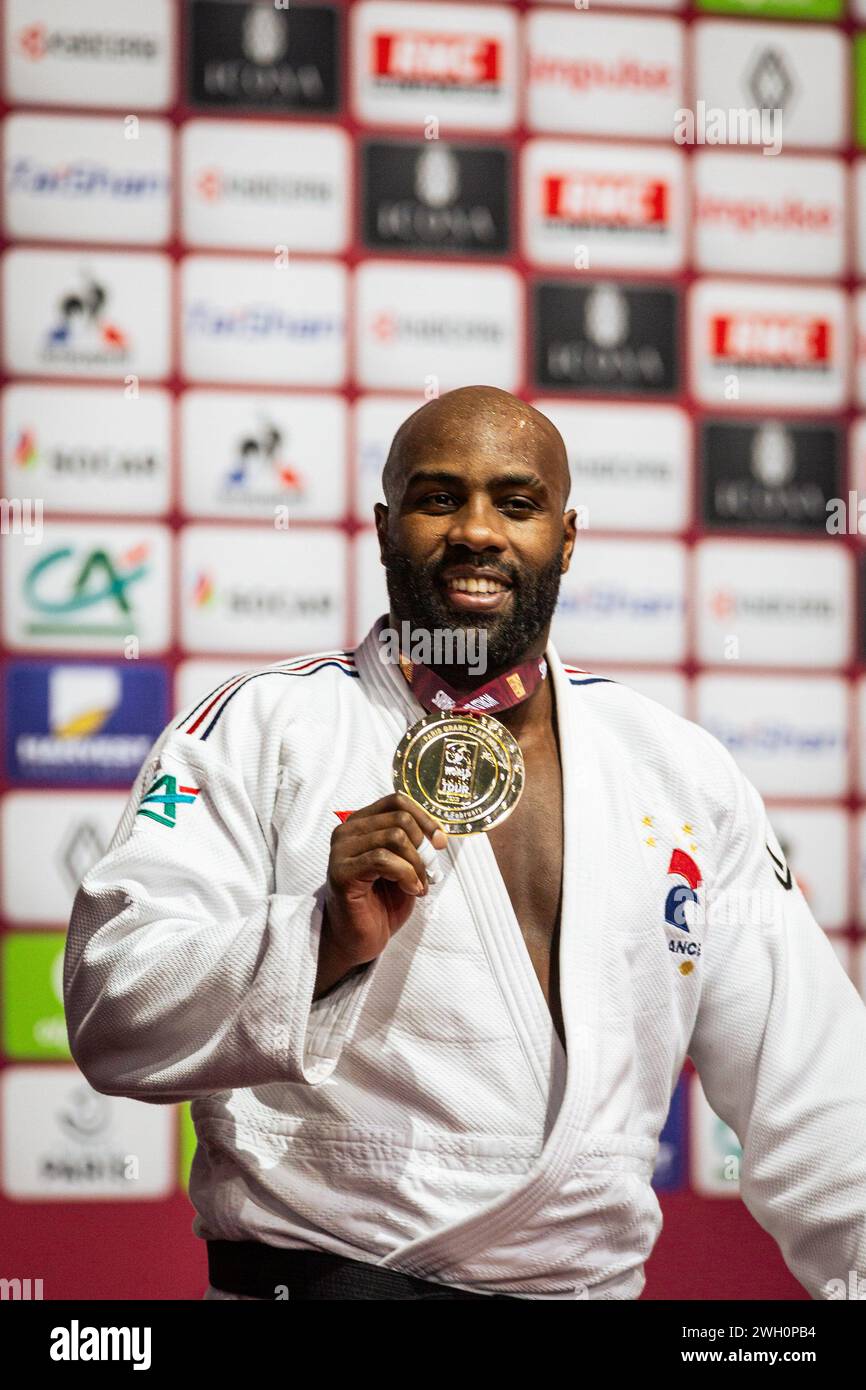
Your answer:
[181,255,347,387]
[522,139,686,272]
[181,120,350,253]
[179,525,346,655]
[180,390,346,521]
[1,790,127,925]
[4,112,172,245]
[533,399,690,532]
[2,383,171,516]
[696,539,851,668]
[527,12,684,138]
[355,261,521,390]
[5,0,174,110]
[3,248,171,381]
[353,527,388,648]
[553,538,686,663]
[352,1,518,131]
[2,521,171,654]
[692,20,847,151]
[694,152,846,279]
[174,659,258,722]
[768,805,848,931]
[690,279,848,410]
[1,1066,173,1199]
[695,674,848,798]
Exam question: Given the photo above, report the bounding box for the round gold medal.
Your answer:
[392,709,525,835]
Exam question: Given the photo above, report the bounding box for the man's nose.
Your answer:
[445,497,507,551]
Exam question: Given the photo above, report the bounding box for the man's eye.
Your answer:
[421,493,456,506]
[501,497,536,512]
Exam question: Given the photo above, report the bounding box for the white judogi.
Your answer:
[64,614,866,1300]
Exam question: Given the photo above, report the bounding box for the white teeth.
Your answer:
[446,576,507,595]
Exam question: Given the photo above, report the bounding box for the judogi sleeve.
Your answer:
[687,753,866,1299]
[64,728,380,1103]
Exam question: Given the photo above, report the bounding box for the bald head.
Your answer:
[381,385,571,513]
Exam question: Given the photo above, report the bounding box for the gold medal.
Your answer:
[392,710,525,835]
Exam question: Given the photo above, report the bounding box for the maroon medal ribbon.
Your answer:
[398,650,548,716]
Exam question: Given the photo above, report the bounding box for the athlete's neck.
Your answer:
[390,611,555,743]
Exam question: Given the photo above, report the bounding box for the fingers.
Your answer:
[332,846,426,897]
[329,794,450,898]
[337,793,447,849]
[337,810,426,849]
[338,825,429,891]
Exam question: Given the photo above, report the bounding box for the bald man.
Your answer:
[65,386,866,1302]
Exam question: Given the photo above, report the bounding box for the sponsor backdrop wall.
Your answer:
[1,0,863,1300]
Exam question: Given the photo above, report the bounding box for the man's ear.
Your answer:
[561,509,578,574]
[374,502,388,563]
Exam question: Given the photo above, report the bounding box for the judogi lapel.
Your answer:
[353,616,608,1293]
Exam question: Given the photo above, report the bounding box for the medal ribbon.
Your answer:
[398,650,548,716]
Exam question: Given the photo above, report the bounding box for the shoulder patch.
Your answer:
[137,771,201,828]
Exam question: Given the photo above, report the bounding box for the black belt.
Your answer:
[207,1239,521,1301]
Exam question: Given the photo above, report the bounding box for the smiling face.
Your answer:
[374,386,576,682]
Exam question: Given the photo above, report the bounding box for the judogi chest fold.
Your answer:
[259,621,698,1294]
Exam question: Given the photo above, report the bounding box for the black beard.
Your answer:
[380,535,566,685]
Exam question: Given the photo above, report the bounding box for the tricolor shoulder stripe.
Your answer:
[562,664,615,688]
[176,650,357,742]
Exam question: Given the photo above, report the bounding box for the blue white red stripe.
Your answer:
[175,652,607,744]
[562,664,614,688]
[177,650,357,742]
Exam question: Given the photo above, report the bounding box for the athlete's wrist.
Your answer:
[313,908,371,1000]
